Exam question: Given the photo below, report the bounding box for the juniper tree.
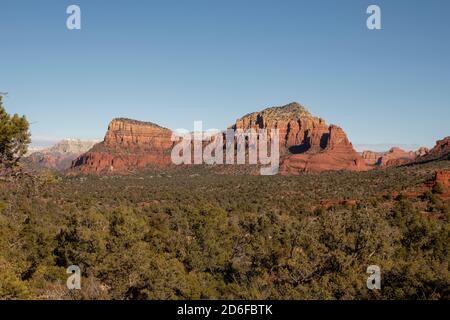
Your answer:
[0,94,31,169]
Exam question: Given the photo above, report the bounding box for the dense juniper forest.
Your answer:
[0,97,449,300]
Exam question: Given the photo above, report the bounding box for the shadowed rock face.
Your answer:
[280,125,369,174]
[233,102,369,174]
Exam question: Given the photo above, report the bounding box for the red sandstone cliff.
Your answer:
[70,119,174,174]
[417,137,450,162]
[435,170,450,188]
[361,146,431,168]
[364,137,450,168]
[232,103,329,154]
[232,102,369,174]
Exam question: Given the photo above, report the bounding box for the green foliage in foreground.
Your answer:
[0,95,31,170]
[0,161,449,300]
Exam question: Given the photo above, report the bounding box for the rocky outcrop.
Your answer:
[435,170,450,188]
[414,147,430,158]
[47,139,98,154]
[378,147,417,168]
[432,170,450,200]
[361,151,381,166]
[280,125,369,174]
[70,119,174,174]
[366,137,450,168]
[26,139,97,171]
[417,137,450,162]
[361,146,431,168]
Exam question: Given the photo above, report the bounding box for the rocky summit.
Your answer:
[232,102,328,153]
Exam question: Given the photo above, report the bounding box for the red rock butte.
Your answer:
[232,102,369,174]
[71,118,174,174]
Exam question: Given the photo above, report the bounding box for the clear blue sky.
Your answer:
[1,0,449,150]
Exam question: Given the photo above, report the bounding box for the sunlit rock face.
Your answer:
[71,119,174,174]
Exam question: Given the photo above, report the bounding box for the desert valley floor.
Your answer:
[0,160,449,299]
